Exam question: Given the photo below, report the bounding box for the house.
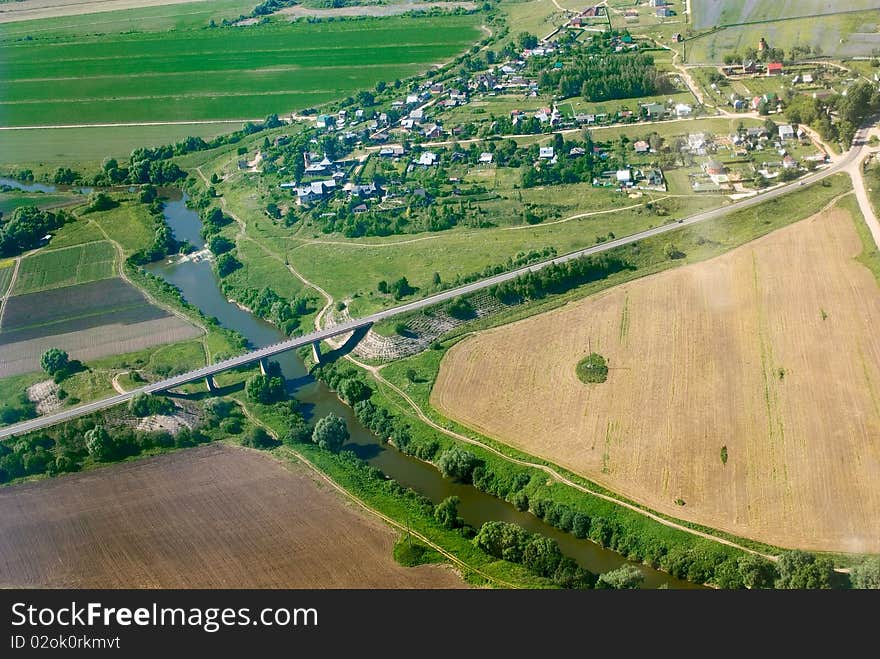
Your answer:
[643,102,666,118]
[742,60,757,74]
[401,118,415,130]
[479,152,494,164]
[704,159,726,176]
[656,7,673,17]
[296,180,334,205]
[616,169,632,185]
[406,94,420,105]
[430,83,444,94]
[352,204,368,213]
[569,147,586,157]
[379,145,406,157]
[409,108,424,122]
[352,183,381,198]
[782,155,798,169]
[778,124,795,141]
[731,97,747,111]
[575,113,595,124]
[633,140,650,154]
[422,123,443,139]
[539,146,555,159]
[766,62,783,76]
[315,114,333,128]
[646,169,665,187]
[688,133,707,154]
[674,103,693,117]
[416,151,438,166]
[649,0,667,7]
[802,73,814,84]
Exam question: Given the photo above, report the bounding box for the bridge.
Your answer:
[0,129,869,440]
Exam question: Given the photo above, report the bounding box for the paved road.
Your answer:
[0,130,868,440]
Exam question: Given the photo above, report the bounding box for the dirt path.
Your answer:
[849,148,880,248]
[346,355,778,562]
[0,257,21,330]
[111,370,128,394]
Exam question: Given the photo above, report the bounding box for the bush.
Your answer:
[436,447,480,482]
[40,348,69,376]
[241,426,278,449]
[312,414,349,452]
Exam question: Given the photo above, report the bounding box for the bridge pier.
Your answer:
[259,357,269,376]
[205,376,217,393]
[311,341,322,365]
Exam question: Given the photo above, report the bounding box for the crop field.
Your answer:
[432,201,880,553]
[688,1,880,62]
[0,123,245,171]
[0,278,202,376]
[692,0,880,29]
[0,15,483,127]
[12,241,116,295]
[0,192,76,214]
[0,262,13,296]
[0,443,464,588]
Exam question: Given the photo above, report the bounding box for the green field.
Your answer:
[0,15,483,127]
[0,123,246,172]
[13,241,116,295]
[688,0,880,62]
[0,192,77,214]
[0,1,257,38]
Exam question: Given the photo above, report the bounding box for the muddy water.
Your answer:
[147,194,700,589]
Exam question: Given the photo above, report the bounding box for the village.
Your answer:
[222,27,841,238]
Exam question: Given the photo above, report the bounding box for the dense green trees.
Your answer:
[850,558,880,589]
[490,254,632,303]
[245,374,286,404]
[539,53,672,101]
[312,414,349,452]
[209,236,235,255]
[84,192,118,213]
[40,348,69,376]
[0,206,67,256]
[215,252,242,277]
[774,550,835,589]
[128,394,174,418]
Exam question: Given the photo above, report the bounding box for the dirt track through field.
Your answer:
[433,205,880,553]
[0,443,464,588]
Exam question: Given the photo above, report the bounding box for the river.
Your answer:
[147,194,698,589]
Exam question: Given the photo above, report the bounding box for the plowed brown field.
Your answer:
[0,443,464,588]
[433,206,880,553]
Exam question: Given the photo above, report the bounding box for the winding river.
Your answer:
[147,194,698,589]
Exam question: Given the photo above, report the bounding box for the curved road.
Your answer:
[0,127,869,440]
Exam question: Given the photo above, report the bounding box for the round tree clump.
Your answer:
[576,352,608,384]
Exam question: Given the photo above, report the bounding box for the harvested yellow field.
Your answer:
[433,205,880,553]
